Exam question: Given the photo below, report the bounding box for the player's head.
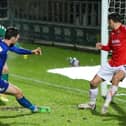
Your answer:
[108,12,122,29]
[5,27,20,44]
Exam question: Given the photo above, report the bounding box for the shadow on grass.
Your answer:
[0,122,10,126]
[0,106,24,111]
[0,113,33,119]
[91,102,126,126]
[0,106,37,119]
[0,107,40,126]
[0,121,40,126]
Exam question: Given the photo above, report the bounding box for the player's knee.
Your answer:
[2,67,8,73]
[90,80,98,89]
[112,76,121,84]
[14,89,23,99]
[112,71,125,83]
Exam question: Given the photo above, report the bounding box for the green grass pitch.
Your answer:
[0,42,126,126]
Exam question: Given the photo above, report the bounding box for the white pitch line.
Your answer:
[10,74,88,94]
[116,93,126,96]
[10,74,126,103]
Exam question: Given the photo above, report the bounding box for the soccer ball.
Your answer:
[68,57,80,67]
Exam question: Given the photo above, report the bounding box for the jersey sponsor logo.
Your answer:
[112,40,121,46]
[112,40,120,44]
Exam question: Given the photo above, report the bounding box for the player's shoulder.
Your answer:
[0,39,8,50]
[121,25,126,31]
[0,39,4,45]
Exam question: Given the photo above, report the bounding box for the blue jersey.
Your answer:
[0,39,32,78]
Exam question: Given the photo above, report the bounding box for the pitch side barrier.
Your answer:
[0,0,101,51]
[12,20,99,51]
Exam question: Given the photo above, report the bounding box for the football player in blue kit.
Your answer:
[0,27,42,112]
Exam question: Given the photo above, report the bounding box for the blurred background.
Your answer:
[0,0,101,49]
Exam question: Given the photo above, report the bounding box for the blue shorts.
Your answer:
[0,79,9,93]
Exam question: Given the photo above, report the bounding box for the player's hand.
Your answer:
[32,47,42,55]
[96,42,102,50]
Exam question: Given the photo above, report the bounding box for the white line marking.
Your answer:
[10,74,88,94]
[116,93,126,96]
[10,74,126,103]
[115,98,126,103]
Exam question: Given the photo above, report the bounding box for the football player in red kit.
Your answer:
[78,12,126,114]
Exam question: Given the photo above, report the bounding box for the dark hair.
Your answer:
[5,27,19,39]
[108,12,122,23]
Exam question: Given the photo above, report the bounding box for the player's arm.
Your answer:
[96,42,110,51]
[96,38,111,51]
[9,45,42,55]
[9,45,32,54]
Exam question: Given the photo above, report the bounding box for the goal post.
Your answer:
[101,0,109,97]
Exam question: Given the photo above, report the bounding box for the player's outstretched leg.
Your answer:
[0,64,9,103]
[101,70,124,114]
[78,88,98,110]
[4,82,41,113]
[78,88,97,110]
[101,85,118,114]
[78,75,102,110]
[17,96,39,112]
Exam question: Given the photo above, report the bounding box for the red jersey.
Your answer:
[101,25,126,67]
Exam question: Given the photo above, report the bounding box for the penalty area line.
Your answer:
[10,74,126,103]
[10,74,88,95]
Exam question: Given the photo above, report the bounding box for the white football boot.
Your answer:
[101,105,108,114]
[78,102,96,110]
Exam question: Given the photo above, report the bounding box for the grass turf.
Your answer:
[0,42,126,126]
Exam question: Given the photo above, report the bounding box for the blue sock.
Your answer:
[17,96,36,111]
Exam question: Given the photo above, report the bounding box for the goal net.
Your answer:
[109,0,126,24]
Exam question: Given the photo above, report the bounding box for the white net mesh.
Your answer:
[109,0,126,24]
